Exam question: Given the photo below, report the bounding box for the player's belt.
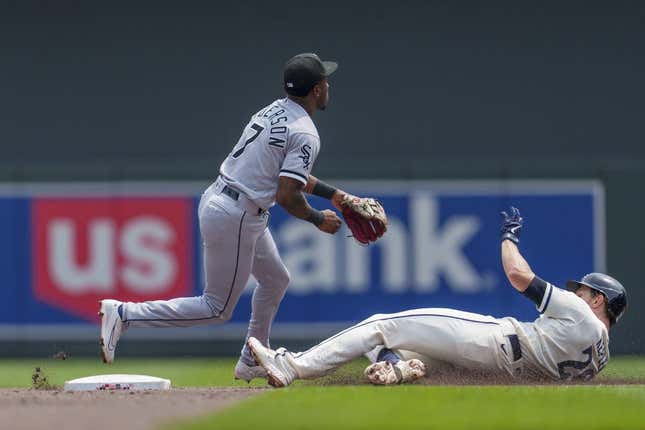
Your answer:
[220,184,267,216]
[222,185,240,201]
[506,334,522,361]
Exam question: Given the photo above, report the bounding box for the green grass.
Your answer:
[1,356,644,429]
[0,357,266,388]
[0,355,643,388]
[171,385,645,430]
[165,355,644,430]
[0,356,368,389]
[597,355,645,380]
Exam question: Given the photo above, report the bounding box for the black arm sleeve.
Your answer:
[521,276,549,306]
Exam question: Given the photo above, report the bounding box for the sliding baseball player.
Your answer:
[248,207,627,386]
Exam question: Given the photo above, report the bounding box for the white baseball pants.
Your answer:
[286,308,520,379]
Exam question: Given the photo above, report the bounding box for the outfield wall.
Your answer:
[0,180,608,353]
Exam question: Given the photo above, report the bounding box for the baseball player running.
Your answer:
[248,207,627,386]
[98,53,386,381]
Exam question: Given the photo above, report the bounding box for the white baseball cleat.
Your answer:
[99,299,125,364]
[364,359,427,385]
[247,337,296,388]
[234,359,268,382]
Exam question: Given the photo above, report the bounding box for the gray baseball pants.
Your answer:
[121,181,290,361]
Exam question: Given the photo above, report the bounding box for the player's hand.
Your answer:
[500,206,523,244]
[331,191,355,211]
[317,209,342,234]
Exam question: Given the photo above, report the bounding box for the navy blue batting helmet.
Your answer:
[566,273,627,325]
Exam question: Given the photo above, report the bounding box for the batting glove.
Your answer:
[500,206,523,244]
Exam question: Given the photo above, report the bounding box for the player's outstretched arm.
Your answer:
[501,207,570,311]
[501,241,535,292]
[276,176,342,234]
[500,207,535,292]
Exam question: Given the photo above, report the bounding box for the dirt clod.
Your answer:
[31,367,58,391]
[52,351,70,360]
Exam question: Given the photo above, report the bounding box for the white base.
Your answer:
[64,374,171,391]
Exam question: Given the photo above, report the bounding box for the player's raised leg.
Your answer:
[100,194,266,362]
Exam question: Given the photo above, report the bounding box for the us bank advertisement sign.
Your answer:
[0,181,604,340]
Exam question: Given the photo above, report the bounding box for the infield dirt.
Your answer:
[0,387,265,430]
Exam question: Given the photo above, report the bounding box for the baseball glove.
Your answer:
[340,195,387,245]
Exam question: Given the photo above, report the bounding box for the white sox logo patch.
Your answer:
[299,144,312,169]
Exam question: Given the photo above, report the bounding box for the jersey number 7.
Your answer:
[232,123,265,159]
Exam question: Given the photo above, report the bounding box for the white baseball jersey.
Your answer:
[272,284,610,383]
[219,97,321,209]
[510,282,610,380]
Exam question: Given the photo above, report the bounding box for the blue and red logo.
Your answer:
[32,197,194,321]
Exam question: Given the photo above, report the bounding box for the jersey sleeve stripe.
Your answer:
[279,170,308,184]
[279,169,308,182]
[538,283,554,313]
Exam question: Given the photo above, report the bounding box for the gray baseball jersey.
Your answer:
[119,97,322,365]
[220,97,320,209]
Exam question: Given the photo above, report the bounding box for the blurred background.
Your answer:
[0,1,643,357]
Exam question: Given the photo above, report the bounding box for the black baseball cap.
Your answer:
[283,53,338,97]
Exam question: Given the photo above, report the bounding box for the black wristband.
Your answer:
[521,276,548,306]
[307,208,325,226]
[311,179,337,200]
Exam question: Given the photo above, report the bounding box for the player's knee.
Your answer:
[258,266,290,291]
[262,268,290,308]
[201,294,234,322]
[278,266,291,288]
[218,309,234,323]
